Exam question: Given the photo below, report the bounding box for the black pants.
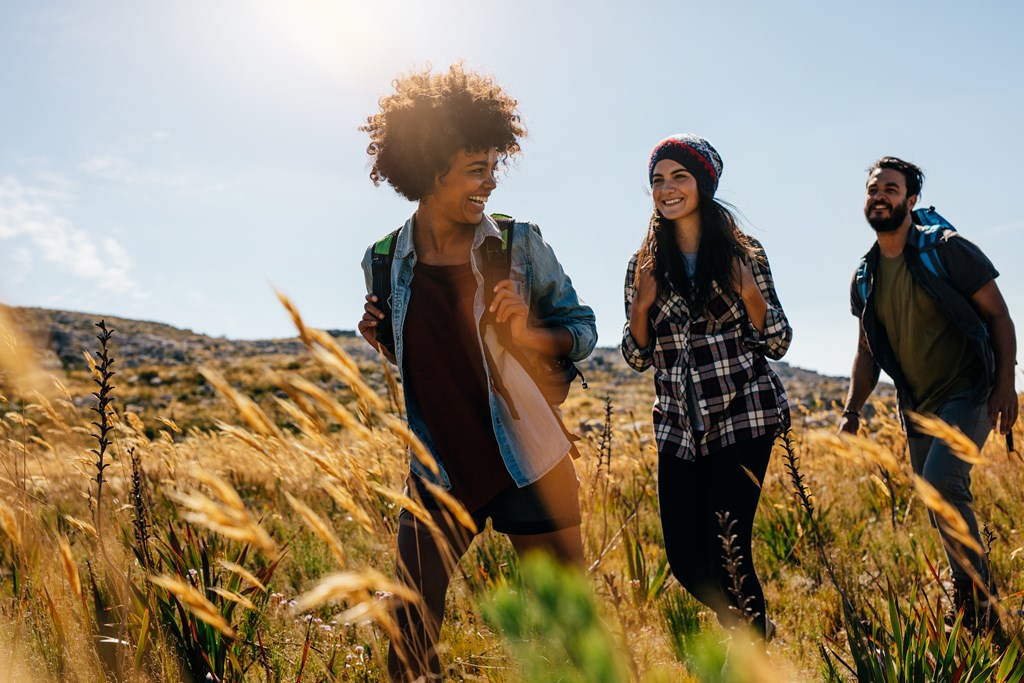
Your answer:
[658,434,775,637]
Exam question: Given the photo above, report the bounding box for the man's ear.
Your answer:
[908,194,919,211]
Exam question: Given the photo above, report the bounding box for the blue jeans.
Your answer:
[907,396,990,585]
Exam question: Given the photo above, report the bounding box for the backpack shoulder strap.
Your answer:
[370,227,401,354]
[853,259,870,311]
[911,225,952,280]
[483,214,515,307]
[911,205,956,280]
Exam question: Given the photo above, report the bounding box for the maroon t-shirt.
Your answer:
[402,261,513,511]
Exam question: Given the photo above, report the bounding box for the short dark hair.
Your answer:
[867,156,925,198]
[361,64,526,201]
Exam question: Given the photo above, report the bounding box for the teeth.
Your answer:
[663,198,682,205]
[469,196,486,204]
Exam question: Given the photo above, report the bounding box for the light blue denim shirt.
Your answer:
[362,213,597,489]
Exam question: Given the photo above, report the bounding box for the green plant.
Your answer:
[623,527,669,605]
[659,585,703,662]
[481,553,631,683]
[753,498,805,570]
[145,525,284,682]
[821,582,1024,682]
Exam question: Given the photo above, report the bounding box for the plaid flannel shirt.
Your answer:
[621,238,792,460]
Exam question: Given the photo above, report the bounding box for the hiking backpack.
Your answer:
[369,215,586,405]
[851,207,1016,453]
[854,206,955,306]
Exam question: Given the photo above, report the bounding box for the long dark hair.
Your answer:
[636,190,761,312]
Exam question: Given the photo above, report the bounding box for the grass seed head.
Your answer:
[908,412,984,465]
[58,538,81,599]
[284,491,346,568]
[149,574,236,637]
[912,475,983,554]
[294,568,419,613]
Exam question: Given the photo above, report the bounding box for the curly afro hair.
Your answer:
[361,64,526,201]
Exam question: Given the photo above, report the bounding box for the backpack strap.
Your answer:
[853,259,870,313]
[483,214,515,309]
[913,225,951,280]
[911,205,955,280]
[370,228,401,355]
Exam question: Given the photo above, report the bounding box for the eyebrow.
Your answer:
[652,168,689,178]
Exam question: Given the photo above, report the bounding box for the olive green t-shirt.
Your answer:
[874,252,983,414]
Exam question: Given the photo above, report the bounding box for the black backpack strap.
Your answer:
[483,214,515,309]
[370,228,401,355]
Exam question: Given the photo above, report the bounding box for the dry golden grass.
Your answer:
[1,300,1022,681]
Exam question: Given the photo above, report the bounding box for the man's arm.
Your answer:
[970,279,1018,434]
[839,325,880,434]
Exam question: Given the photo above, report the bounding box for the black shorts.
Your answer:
[406,456,581,535]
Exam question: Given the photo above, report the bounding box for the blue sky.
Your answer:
[1,0,1022,378]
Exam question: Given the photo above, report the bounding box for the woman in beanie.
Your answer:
[621,134,792,640]
[357,65,596,681]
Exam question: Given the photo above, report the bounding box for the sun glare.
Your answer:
[259,1,387,87]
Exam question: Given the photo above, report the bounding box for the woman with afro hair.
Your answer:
[358,64,596,681]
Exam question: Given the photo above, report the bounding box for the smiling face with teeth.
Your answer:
[651,159,700,225]
[864,168,916,233]
[425,148,499,227]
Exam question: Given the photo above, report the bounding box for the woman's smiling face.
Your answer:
[429,148,499,225]
[651,158,700,222]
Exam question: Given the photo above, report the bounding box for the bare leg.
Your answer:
[508,525,585,568]
[388,510,475,682]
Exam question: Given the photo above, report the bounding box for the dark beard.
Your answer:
[865,200,908,233]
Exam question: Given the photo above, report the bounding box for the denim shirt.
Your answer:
[362,213,597,489]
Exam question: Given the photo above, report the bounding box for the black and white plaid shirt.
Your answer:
[621,238,792,460]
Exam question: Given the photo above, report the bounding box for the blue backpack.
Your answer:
[854,206,954,305]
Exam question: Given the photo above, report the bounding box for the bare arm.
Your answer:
[970,279,1018,434]
[839,326,880,434]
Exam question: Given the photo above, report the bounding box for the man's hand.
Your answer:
[989,380,1019,435]
[838,412,860,435]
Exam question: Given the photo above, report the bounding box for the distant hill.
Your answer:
[7,306,351,371]
[6,306,855,413]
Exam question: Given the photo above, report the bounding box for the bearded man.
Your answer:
[839,156,1018,631]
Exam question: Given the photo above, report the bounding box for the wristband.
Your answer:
[842,409,861,419]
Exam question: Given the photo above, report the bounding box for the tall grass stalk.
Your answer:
[88,320,115,542]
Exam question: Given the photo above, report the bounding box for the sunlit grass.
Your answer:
[1,300,1022,680]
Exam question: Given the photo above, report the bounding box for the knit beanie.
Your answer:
[648,134,723,197]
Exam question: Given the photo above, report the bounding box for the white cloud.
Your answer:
[0,175,141,296]
[79,154,135,181]
[78,151,227,194]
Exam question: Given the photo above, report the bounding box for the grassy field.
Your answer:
[2,301,1023,682]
